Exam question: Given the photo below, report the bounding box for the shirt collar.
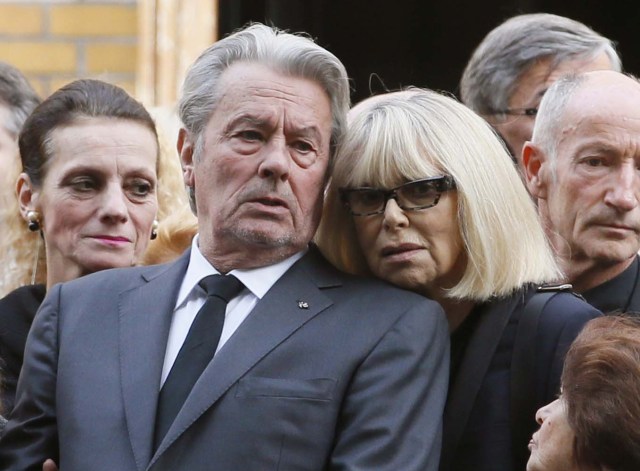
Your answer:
[175,235,306,308]
[582,255,639,312]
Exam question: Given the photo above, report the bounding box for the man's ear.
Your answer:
[16,173,39,220]
[178,128,196,188]
[522,141,548,200]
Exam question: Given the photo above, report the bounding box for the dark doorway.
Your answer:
[219,0,640,103]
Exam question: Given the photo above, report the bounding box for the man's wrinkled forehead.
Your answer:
[563,73,640,124]
[552,95,640,171]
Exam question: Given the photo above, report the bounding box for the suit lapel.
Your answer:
[150,249,339,463]
[120,253,189,471]
[441,292,523,471]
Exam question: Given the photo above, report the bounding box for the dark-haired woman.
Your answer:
[0,79,159,412]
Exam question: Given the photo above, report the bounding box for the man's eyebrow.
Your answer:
[226,115,269,128]
[291,125,323,141]
[223,115,325,142]
[222,115,272,136]
[573,142,622,157]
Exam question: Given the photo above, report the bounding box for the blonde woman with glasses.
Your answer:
[316,88,600,471]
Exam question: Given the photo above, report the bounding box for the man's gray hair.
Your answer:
[179,23,350,160]
[0,62,40,136]
[460,13,621,115]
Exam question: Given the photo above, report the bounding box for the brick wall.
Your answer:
[0,0,137,98]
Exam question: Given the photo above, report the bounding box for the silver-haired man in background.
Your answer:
[0,24,449,471]
[460,13,620,169]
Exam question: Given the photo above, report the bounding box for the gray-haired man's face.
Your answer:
[488,52,613,173]
[181,62,333,271]
[532,71,640,291]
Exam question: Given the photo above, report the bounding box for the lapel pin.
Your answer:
[297,300,309,309]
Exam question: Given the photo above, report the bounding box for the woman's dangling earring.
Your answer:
[30,234,41,285]
[26,210,41,232]
[150,219,159,240]
[27,210,43,285]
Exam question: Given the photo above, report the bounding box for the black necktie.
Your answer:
[153,274,244,449]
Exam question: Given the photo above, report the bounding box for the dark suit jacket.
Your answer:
[0,248,450,471]
[0,284,46,414]
[440,286,601,471]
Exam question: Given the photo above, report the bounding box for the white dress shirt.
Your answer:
[160,236,305,385]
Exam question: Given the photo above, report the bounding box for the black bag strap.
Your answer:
[510,284,572,470]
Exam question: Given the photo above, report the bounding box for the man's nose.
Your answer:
[257,138,291,182]
[604,164,640,211]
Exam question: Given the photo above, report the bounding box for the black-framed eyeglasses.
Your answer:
[339,175,456,216]
[487,106,538,124]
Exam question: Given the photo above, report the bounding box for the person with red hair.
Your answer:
[528,315,640,471]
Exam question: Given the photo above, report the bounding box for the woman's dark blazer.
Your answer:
[440,285,601,471]
[0,284,46,414]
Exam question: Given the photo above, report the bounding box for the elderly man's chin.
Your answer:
[231,221,311,251]
[583,239,640,267]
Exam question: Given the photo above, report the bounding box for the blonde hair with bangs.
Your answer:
[316,88,560,301]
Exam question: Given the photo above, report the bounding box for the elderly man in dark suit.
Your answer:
[524,71,640,314]
[0,24,449,470]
